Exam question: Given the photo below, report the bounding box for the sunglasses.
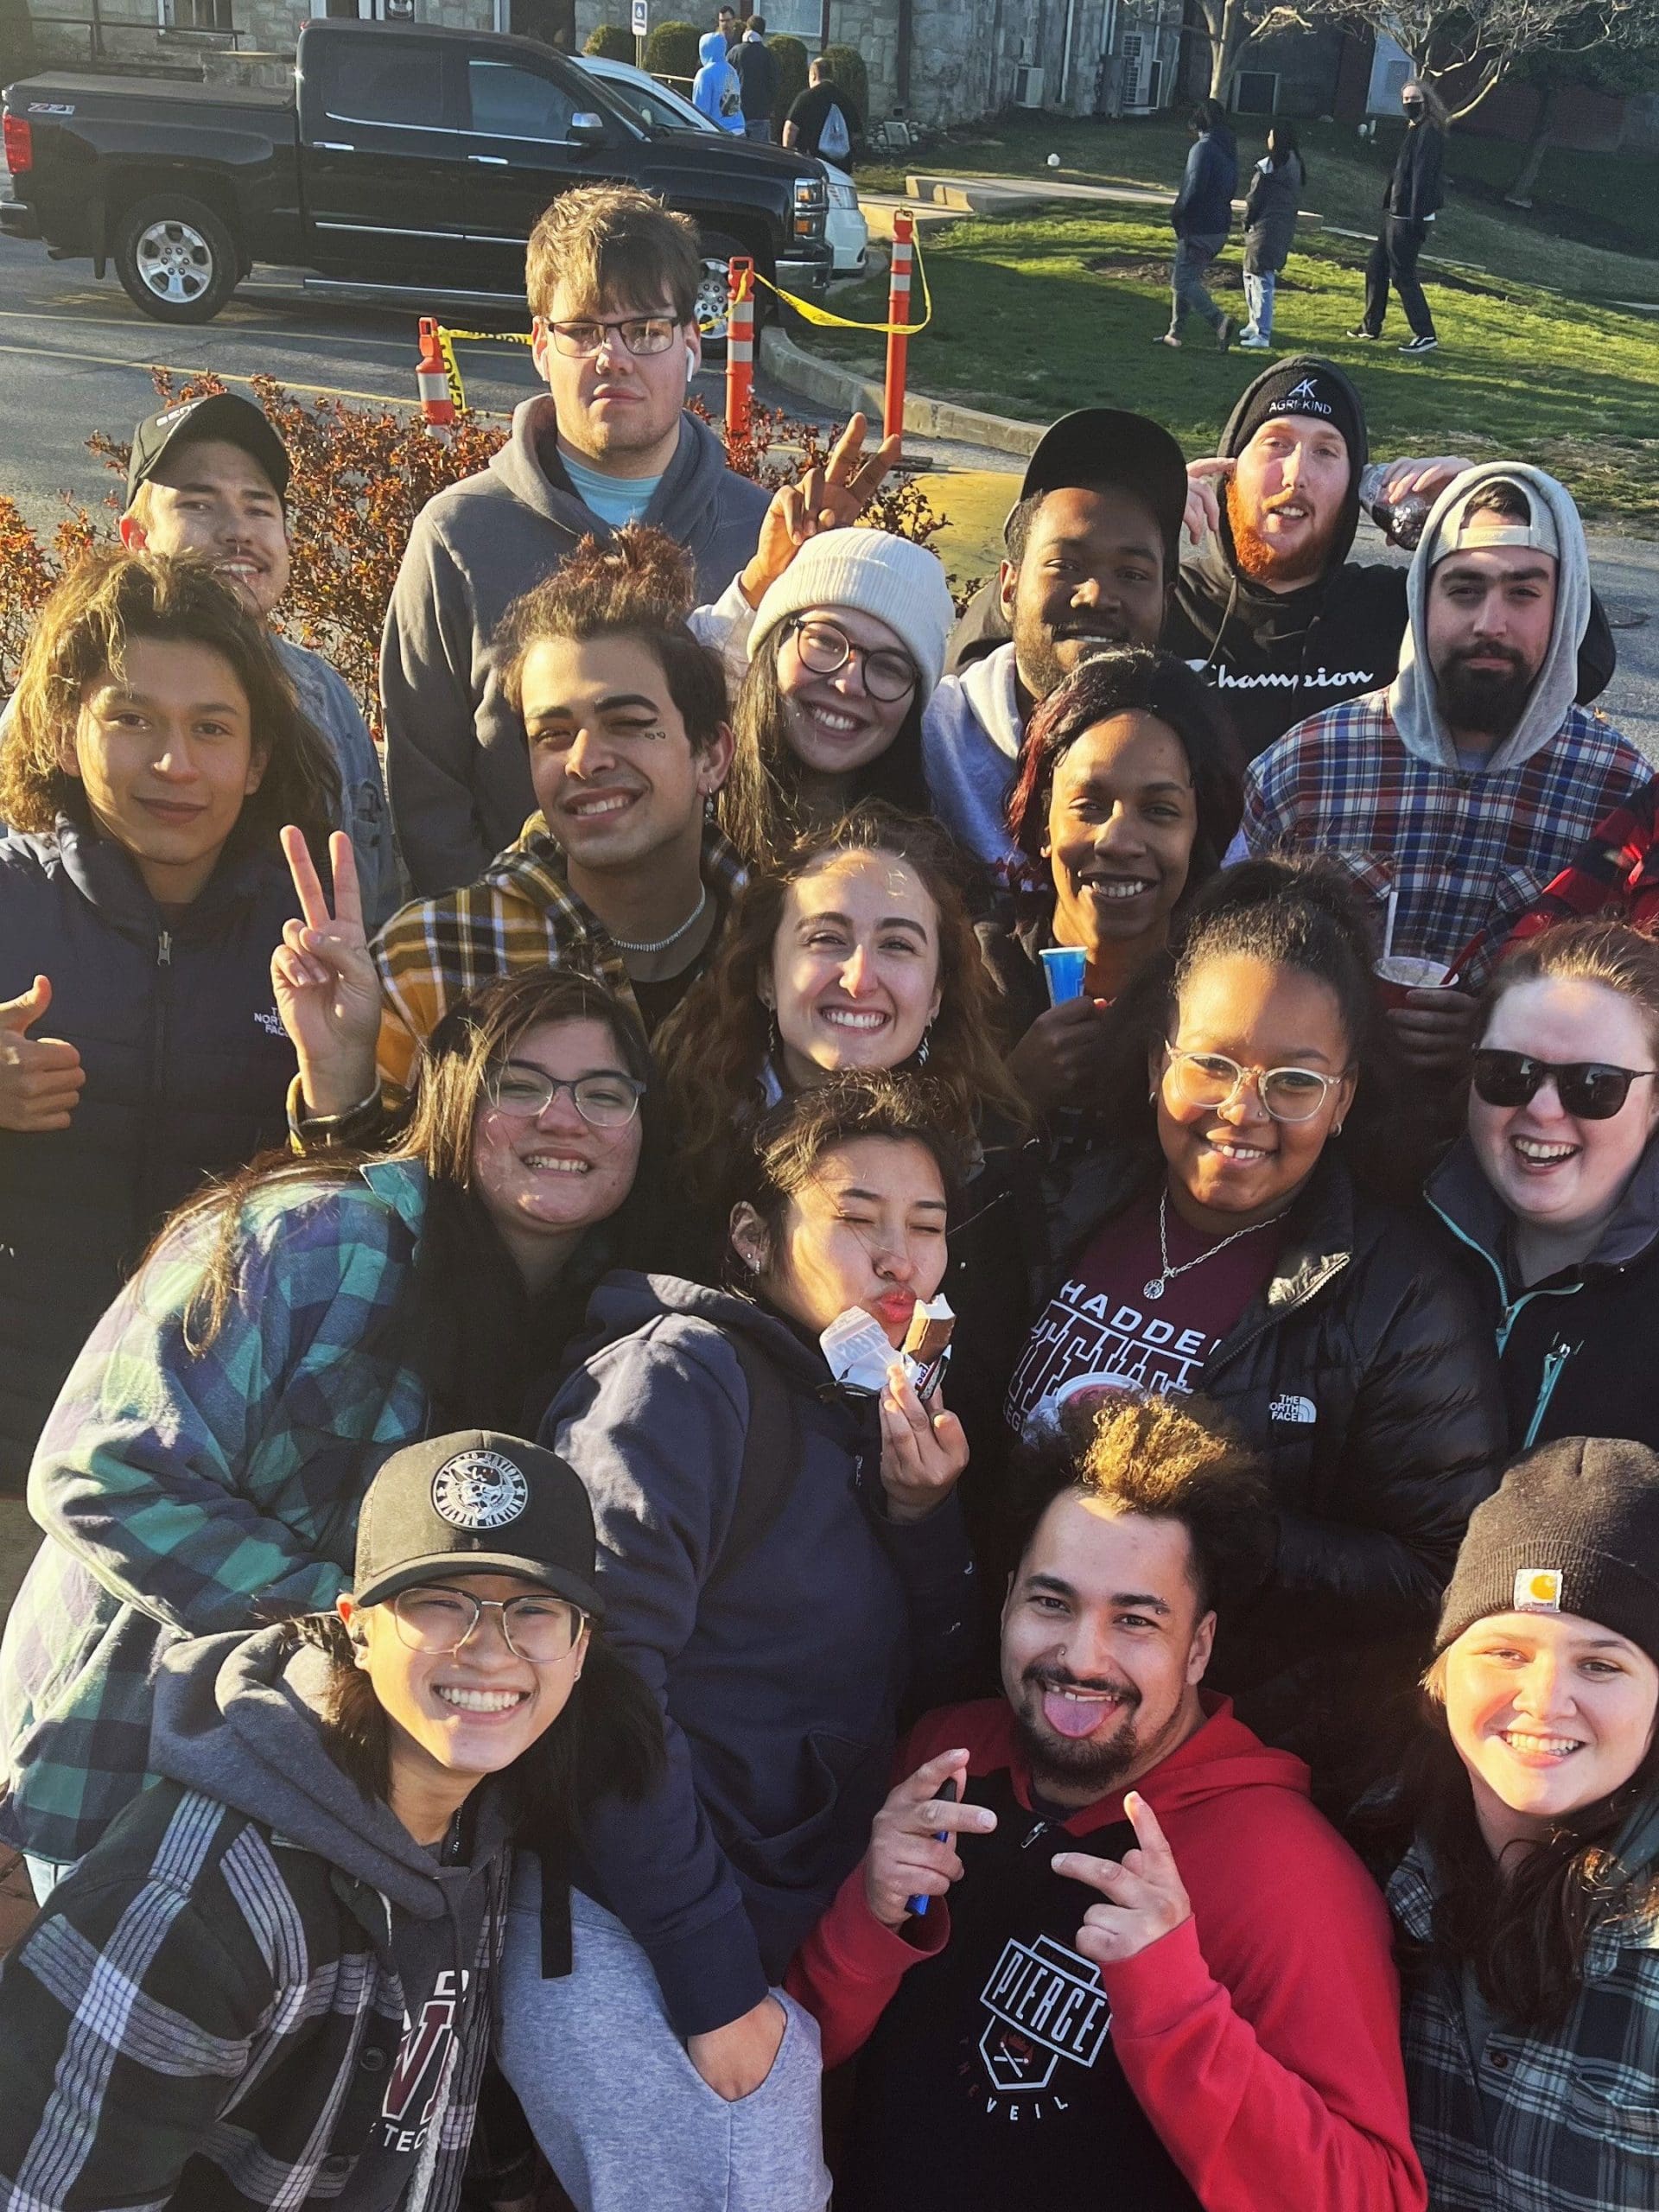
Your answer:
[1471,1049,1658,1121]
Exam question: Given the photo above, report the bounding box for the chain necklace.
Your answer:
[609,883,709,957]
[1143,1186,1284,1301]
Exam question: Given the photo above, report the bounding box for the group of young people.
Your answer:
[2,176,1658,2212]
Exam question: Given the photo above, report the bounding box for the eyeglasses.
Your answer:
[389,1586,588,1662]
[783,618,918,703]
[1471,1050,1657,1121]
[1164,1048,1346,1124]
[484,1062,645,1128]
[546,315,678,358]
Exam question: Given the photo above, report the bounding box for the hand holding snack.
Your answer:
[880,1360,969,1523]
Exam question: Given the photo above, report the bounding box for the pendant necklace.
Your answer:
[1143,1186,1285,1301]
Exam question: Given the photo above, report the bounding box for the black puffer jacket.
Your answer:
[957,1142,1503,1788]
[0,818,299,1489]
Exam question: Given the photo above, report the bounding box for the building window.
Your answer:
[160,0,236,32]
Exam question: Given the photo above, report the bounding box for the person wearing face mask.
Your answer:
[924,410,1191,886]
[658,803,1027,1220]
[0,550,338,1492]
[1235,467,1646,1085]
[0,1431,663,2210]
[1425,921,1659,1455]
[0,969,654,1898]
[499,1073,976,2212]
[972,859,1502,1800]
[1384,1435,1659,2210]
[789,1395,1426,2212]
[980,647,1243,1124]
[1347,80,1447,356]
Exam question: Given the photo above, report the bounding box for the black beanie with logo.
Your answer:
[1435,1435,1659,1668]
[1224,357,1366,473]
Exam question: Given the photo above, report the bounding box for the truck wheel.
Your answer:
[695,230,753,364]
[114,195,240,323]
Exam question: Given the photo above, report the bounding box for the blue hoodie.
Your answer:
[693,31,745,132]
[540,1270,976,2036]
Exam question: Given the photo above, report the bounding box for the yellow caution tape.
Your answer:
[430,228,928,412]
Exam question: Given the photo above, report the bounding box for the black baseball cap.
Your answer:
[353,1431,605,1618]
[126,391,291,508]
[1007,407,1189,570]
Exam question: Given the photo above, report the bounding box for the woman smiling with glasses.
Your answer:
[971,858,1503,1802]
[1427,918,1659,1455]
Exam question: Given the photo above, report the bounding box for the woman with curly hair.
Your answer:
[0,547,339,1484]
[657,801,1028,1217]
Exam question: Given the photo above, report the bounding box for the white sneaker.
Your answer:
[1239,332,1271,349]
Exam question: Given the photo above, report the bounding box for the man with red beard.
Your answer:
[787,1396,1425,2212]
[1163,357,1614,765]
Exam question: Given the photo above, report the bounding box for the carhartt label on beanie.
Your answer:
[1436,1435,1659,1668]
[748,528,957,698]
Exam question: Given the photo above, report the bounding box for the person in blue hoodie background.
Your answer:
[1160,99,1239,353]
[499,1070,976,2212]
[693,29,747,133]
[0,1430,662,2210]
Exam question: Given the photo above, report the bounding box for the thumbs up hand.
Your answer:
[0,976,86,1131]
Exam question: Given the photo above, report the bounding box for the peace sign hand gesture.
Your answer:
[272,827,384,1116]
[739,411,905,609]
[1053,1791,1192,1967]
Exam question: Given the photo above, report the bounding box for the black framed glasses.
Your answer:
[784,618,918,702]
[1164,1048,1346,1125]
[1471,1050,1657,1121]
[389,1586,588,1662]
[547,315,678,358]
[484,1061,645,1128]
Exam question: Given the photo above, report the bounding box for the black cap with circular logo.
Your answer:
[1007,407,1190,571]
[125,391,291,508]
[353,1430,604,1618]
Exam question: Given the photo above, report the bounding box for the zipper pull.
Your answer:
[156,929,172,966]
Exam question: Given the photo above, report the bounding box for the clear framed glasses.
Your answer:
[1165,1048,1346,1125]
[785,617,918,703]
[389,1585,587,1662]
[484,1061,645,1128]
[547,315,677,358]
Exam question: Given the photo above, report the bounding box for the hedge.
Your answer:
[644,18,701,82]
[768,31,808,130]
[582,22,634,57]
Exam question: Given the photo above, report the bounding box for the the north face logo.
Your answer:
[1270,1394,1316,1424]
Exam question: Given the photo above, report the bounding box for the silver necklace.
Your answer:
[609,883,709,957]
[1143,1186,1281,1301]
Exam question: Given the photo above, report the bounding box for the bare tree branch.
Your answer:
[1295,0,1645,116]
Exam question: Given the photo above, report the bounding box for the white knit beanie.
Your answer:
[747,528,957,699]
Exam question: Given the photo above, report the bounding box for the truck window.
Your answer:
[467,58,577,141]
[322,44,446,129]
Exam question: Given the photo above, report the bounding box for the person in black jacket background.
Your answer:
[957,857,1503,1805]
[0,549,337,1488]
[731,16,779,141]
[1350,79,1446,354]
[1160,99,1239,352]
[1240,123,1306,349]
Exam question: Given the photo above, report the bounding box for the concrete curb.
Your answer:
[759,326,1043,457]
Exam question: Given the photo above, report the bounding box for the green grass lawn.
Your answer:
[856,112,1659,300]
[800,202,1659,532]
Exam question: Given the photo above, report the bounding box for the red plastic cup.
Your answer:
[1375,954,1453,1010]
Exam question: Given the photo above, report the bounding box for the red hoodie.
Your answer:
[787,1694,1426,2212]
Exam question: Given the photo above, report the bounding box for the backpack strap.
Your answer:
[704,1332,804,1595]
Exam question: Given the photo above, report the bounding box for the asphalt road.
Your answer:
[0,236,1655,757]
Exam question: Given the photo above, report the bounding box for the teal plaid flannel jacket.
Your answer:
[0,1160,430,1866]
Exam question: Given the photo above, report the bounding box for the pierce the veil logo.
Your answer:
[962,1933,1110,2123]
[431,1448,530,1530]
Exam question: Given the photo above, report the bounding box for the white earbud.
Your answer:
[685,346,698,385]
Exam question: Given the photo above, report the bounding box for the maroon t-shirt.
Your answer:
[1005,1186,1286,1437]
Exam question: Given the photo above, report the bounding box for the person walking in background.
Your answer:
[693,30,746,133]
[783,57,859,166]
[732,16,779,142]
[1349,79,1446,357]
[1159,100,1238,353]
[1240,124,1306,351]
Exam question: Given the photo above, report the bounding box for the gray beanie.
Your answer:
[1436,1435,1659,1668]
[747,528,957,699]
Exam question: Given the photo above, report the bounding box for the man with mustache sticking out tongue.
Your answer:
[789,1395,1424,2212]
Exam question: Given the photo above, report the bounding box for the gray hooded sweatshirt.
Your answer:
[382,395,770,896]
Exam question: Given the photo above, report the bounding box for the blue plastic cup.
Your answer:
[1039,945,1088,1006]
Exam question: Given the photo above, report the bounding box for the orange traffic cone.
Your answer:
[416,317,455,427]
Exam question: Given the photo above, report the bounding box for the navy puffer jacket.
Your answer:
[0,818,299,1488]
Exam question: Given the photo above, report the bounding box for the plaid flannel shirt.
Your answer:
[1,1160,429,1866]
[371,814,749,1087]
[1508,776,1659,950]
[1239,693,1649,991]
[1390,1835,1659,2212]
[0,1778,503,2210]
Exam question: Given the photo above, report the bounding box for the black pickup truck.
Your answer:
[0,19,829,327]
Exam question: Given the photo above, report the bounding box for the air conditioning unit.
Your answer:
[1231,68,1278,113]
[1120,33,1143,108]
[1014,63,1046,107]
